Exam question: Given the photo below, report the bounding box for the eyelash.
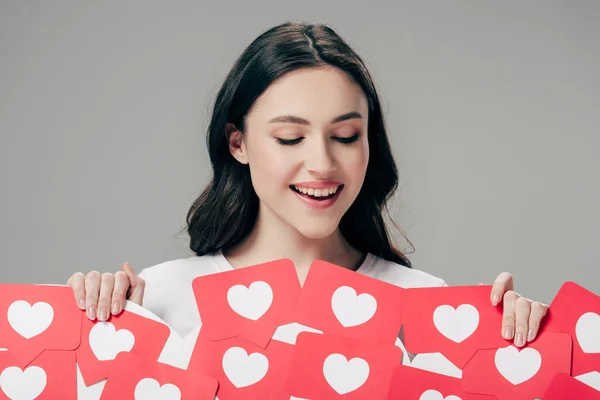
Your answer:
[276,133,360,146]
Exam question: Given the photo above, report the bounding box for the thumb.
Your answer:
[122,262,145,306]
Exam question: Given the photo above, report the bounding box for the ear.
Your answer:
[226,123,249,165]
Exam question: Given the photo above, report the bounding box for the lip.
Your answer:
[291,180,343,189]
[290,185,343,210]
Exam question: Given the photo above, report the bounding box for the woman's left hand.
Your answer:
[490,272,549,347]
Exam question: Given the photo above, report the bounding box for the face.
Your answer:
[229,66,370,239]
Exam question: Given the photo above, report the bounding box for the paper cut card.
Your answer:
[75,305,170,386]
[288,332,402,399]
[541,281,600,376]
[0,350,77,399]
[0,284,82,366]
[192,258,301,348]
[293,260,404,345]
[461,332,572,400]
[402,285,506,368]
[100,352,217,400]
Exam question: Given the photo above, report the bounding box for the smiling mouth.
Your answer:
[289,185,344,200]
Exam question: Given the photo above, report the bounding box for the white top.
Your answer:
[138,250,446,338]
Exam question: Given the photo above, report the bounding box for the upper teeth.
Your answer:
[294,185,339,197]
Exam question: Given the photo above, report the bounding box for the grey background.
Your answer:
[1,1,598,304]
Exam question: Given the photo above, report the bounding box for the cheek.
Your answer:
[247,144,296,191]
[340,143,369,182]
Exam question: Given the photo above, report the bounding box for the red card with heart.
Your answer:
[75,309,171,386]
[387,364,497,399]
[543,373,600,400]
[0,350,77,399]
[461,332,572,399]
[0,284,82,366]
[288,331,402,399]
[192,258,301,348]
[540,281,600,376]
[293,260,404,345]
[100,351,218,400]
[402,285,506,368]
[188,330,295,399]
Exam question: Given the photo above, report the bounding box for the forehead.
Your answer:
[247,66,369,125]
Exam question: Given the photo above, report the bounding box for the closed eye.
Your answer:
[275,137,303,145]
[334,132,360,144]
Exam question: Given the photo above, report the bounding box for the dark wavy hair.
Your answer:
[184,21,414,268]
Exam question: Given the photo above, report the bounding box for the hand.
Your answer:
[66,262,145,321]
[490,272,548,347]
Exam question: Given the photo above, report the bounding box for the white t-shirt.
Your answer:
[138,250,446,338]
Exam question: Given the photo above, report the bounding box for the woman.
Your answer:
[67,21,547,349]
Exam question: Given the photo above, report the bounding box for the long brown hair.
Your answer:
[184,21,414,268]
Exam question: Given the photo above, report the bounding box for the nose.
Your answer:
[304,137,337,176]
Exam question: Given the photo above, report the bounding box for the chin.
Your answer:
[294,222,340,240]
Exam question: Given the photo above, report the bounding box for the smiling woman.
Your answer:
[68,21,548,352]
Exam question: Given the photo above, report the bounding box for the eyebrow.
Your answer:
[267,111,363,125]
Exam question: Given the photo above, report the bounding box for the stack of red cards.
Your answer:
[0,260,599,399]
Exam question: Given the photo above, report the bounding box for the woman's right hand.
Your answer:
[66,262,145,321]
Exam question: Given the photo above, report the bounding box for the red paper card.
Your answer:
[188,331,294,399]
[288,332,402,399]
[293,260,404,344]
[0,284,82,366]
[192,259,301,348]
[0,350,76,399]
[387,364,496,400]
[462,332,572,400]
[75,309,170,386]
[540,281,600,376]
[543,373,600,400]
[402,285,506,368]
[100,352,217,400]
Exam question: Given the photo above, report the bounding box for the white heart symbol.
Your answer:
[433,304,479,343]
[575,312,600,353]
[323,353,369,395]
[0,366,47,400]
[494,345,541,385]
[222,347,268,388]
[227,281,273,321]
[419,389,462,400]
[331,286,377,327]
[134,378,181,400]
[7,300,54,339]
[88,322,135,361]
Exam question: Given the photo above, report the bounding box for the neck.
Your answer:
[223,204,364,284]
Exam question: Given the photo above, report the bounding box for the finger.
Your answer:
[491,272,514,306]
[123,262,145,306]
[122,262,137,287]
[97,273,115,321]
[111,271,131,315]
[67,272,86,310]
[84,271,102,320]
[128,275,145,306]
[514,297,531,347]
[502,290,520,340]
[527,302,549,342]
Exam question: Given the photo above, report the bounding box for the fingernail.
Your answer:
[78,298,85,309]
[87,306,96,320]
[515,332,524,347]
[112,302,120,314]
[98,309,107,321]
[492,294,500,305]
[503,327,513,339]
[527,329,535,342]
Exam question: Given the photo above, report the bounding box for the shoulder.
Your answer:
[138,251,225,282]
[361,255,447,288]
